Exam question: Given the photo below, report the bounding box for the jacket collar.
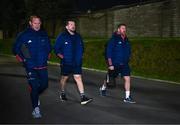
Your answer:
[65,29,77,36]
[27,27,41,33]
[114,31,127,41]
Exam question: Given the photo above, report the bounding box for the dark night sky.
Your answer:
[76,0,151,11]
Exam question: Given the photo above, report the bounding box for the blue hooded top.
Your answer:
[54,30,84,66]
[13,27,52,69]
[106,32,131,66]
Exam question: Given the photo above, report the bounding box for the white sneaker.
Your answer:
[32,107,42,119]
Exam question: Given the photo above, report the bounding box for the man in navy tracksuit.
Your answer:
[13,16,52,118]
[54,20,92,105]
[99,24,135,103]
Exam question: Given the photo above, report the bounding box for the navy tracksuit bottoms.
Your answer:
[25,68,48,108]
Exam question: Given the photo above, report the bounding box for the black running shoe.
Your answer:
[123,96,136,104]
[81,96,93,105]
[60,93,68,101]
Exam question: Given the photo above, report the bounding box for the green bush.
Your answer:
[0,39,14,55]
[0,38,180,83]
[83,38,180,83]
[83,41,106,70]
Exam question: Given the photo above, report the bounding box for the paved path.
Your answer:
[0,55,180,124]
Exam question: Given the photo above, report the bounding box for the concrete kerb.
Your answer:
[48,61,180,85]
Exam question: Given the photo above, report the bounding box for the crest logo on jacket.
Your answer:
[118,41,122,44]
[65,42,68,44]
[28,72,32,76]
[41,39,45,42]
[28,40,32,43]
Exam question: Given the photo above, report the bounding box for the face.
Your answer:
[118,25,126,35]
[66,21,76,32]
[29,18,41,31]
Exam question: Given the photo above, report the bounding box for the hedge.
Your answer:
[0,38,180,83]
[83,38,180,83]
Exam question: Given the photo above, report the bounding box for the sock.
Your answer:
[101,84,106,90]
[61,90,65,94]
[125,91,130,98]
[80,92,85,98]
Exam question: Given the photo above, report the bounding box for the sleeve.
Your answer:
[54,34,64,58]
[106,36,114,66]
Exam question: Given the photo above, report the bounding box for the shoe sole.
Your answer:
[100,91,106,96]
[81,99,93,105]
[123,100,136,104]
[32,112,42,119]
[100,93,106,96]
[32,115,42,119]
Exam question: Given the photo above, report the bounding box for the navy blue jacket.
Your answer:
[106,32,131,66]
[54,31,84,66]
[13,28,52,69]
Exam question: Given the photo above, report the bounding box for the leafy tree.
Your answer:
[0,0,26,38]
[0,0,76,38]
[26,0,75,37]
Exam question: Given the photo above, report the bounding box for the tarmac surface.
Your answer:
[0,55,180,124]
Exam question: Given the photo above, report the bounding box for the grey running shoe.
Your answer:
[32,107,42,119]
[99,87,107,96]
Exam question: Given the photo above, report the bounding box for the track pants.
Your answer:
[25,68,48,108]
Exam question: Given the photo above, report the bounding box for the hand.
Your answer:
[15,55,23,62]
[57,54,63,59]
[48,53,51,60]
[108,66,114,70]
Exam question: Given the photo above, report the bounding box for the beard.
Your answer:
[68,29,76,34]
[69,28,75,32]
[69,30,75,32]
[121,31,126,36]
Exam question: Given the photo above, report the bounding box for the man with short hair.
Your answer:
[99,24,136,103]
[13,15,52,118]
[54,20,92,105]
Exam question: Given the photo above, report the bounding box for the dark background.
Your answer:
[76,0,148,11]
[0,0,153,38]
